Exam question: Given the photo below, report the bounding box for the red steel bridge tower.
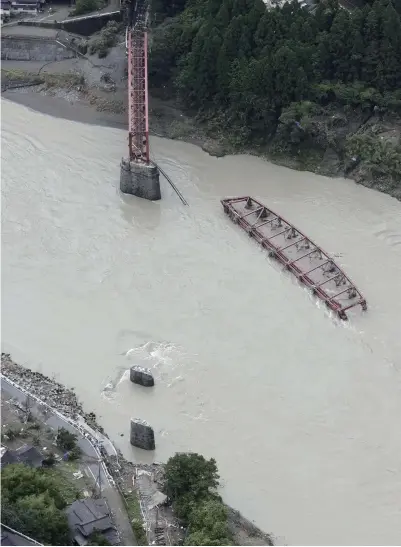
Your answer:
[120,0,161,200]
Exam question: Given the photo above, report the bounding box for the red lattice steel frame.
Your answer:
[128,28,149,163]
[221,196,367,320]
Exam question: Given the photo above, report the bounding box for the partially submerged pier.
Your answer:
[222,196,367,320]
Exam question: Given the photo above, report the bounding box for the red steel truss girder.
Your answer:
[221,196,367,320]
[128,28,149,163]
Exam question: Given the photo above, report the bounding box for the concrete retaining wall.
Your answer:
[61,11,121,36]
[16,11,121,36]
[17,21,61,30]
[1,36,76,62]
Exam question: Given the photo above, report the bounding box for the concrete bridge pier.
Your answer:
[130,418,155,450]
[120,158,161,201]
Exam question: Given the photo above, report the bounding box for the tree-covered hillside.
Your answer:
[150,0,401,196]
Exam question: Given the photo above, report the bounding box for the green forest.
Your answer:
[150,0,401,192]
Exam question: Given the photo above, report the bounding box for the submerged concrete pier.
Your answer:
[130,366,154,387]
[120,158,161,201]
[130,418,155,450]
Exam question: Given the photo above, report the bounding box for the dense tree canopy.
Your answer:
[164,453,232,545]
[164,452,219,501]
[187,498,232,545]
[150,0,401,148]
[1,464,71,545]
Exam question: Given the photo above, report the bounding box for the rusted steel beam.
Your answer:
[253,216,279,230]
[328,287,358,301]
[265,227,291,240]
[240,206,264,220]
[252,207,268,225]
[127,29,150,163]
[279,236,306,252]
[221,196,367,320]
[288,247,317,265]
[301,259,331,277]
[254,217,277,230]
[314,273,342,288]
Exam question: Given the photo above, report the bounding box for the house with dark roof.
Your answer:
[14,445,44,468]
[10,0,41,14]
[0,447,18,468]
[66,498,119,546]
[0,445,44,469]
[0,524,43,546]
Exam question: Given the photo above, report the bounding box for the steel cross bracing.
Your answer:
[126,0,150,163]
[128,29,149,163]
[221,196,367,320]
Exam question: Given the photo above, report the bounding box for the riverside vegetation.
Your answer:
[149,0,401,198]
[1,463,112,545]
[1,464,111,545]
[164,453,234,546]
[0,452,249,546]
[2,464,72,545]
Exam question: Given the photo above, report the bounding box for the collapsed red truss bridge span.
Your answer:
[222,196,367,320]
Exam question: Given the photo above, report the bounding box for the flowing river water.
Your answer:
[2,98,401,545]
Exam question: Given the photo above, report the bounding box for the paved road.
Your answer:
[1,377,136,546]
[1,25,59,37]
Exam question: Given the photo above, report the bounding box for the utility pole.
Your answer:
[97,459,102,497]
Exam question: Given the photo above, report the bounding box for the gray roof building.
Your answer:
[14,446,44,468]
[66,498,119,546]
[0,448,18,468]
[0,445,44,469]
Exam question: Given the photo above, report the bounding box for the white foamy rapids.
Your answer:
[123,342,185,380]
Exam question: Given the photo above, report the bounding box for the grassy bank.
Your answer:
[124,491,148,545]
[1,69,85,91]
[2,68,124,115]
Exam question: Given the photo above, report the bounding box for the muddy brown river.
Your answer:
[2,98,401,545]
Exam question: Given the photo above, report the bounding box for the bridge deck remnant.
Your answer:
[222,196,367,320]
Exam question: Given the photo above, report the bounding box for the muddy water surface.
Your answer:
[2,98,401,545]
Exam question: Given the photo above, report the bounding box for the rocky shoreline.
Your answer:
[1,352,104,432]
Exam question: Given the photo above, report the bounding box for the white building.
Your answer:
[1,0,11,18]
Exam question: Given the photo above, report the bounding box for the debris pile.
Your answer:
[1,353,103,431]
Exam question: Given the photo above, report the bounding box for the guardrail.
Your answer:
[0,373,114,485]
